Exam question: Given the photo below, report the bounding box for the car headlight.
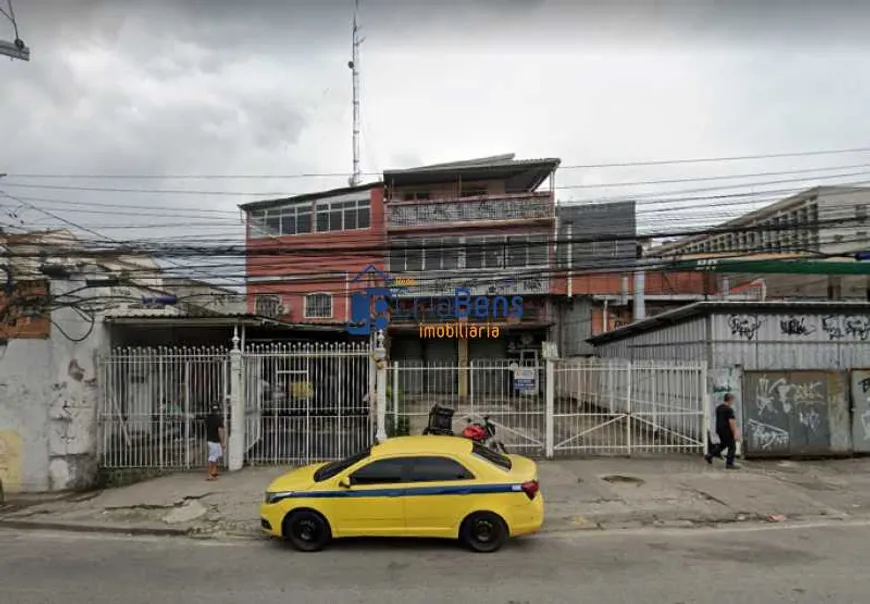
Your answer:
[264,491,294,504]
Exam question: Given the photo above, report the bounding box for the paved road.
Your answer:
[1,521,869,603]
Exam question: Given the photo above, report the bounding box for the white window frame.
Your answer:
[247,202,313,238]
[314,198,371,233]
[304,293,333,319]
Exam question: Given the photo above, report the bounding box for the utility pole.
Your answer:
[633,239,647,322]
[347,0,364,186]
[1,1,29,61]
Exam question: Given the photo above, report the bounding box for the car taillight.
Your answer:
[520,480,539,500]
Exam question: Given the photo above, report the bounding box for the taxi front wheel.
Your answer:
[283,510,332,552]
[459,512,508,553]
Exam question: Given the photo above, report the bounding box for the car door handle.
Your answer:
[386,490,403,497]
[455,489,472,495]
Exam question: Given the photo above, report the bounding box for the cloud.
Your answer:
[2,0,870,288]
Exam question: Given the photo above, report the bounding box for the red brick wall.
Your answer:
[0,280,50,339]
[557,270,711,297]
[246,187,387,323]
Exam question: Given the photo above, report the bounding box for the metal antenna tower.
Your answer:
[347,0,364,186]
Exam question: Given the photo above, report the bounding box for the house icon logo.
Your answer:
[346,265,395,335]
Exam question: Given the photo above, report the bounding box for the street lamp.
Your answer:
[0,38,29,61]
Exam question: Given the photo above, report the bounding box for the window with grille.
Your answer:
[304,293,333,319]
[254,295,281,318]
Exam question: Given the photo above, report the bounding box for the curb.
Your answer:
[0,519,193,538]
[1,513,848,541]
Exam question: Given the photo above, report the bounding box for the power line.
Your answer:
[14,233,870,307]
[4,213,866,260]
[3,167,870,202]
[8,145,870,179]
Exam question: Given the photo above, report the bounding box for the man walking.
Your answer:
[705,393,740,469]
[205,404,226,481]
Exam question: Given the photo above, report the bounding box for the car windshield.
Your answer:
[472,443,512,471]
[313,448,371,482]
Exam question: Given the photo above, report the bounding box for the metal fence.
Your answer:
[98,342,372,470]
[387,359,547,456]
[388,357,706,457]
[243,342,372,466]
[98,346,231,469]
[98,346,705,470]
[552,358,706,455]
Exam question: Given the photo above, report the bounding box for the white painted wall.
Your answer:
[0,278,108,492]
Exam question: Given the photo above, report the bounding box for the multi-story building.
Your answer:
[653,186,870,300]
[381,154,560,366]
[238,155,724,358]
[656,186,870,257]
[550,201,724,355]
[241,183,386,326]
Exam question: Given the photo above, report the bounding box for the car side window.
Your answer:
[348,458,406,485]
[406,456,474,482]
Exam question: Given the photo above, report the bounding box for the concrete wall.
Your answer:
[1,279,113,493]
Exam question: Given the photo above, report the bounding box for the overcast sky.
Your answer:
[3,0,870,283]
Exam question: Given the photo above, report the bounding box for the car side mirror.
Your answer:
[338,478,351,489]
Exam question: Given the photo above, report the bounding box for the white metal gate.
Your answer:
[243,342,372,465]
[99,348,704,469]
[98,346,230,469]
[388,357,705,458]
[552,358,706,455]
[99,342,372,470]
[387,359,547,457]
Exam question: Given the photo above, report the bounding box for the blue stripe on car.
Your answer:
[269,483,523,503]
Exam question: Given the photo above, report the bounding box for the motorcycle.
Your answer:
[461,414,508,454]
[421,405,508,453]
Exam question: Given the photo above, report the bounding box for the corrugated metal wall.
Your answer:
[593,317,709,363]
[711,312,870,370]
[557,298,595,357]
[590,308,870,458]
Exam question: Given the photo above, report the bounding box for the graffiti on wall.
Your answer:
[742,371,842,456]
[0,431,22,492]
[727,313,870,341]
[779,316,815,337]
[850,370,870,453]
[728,315,763,341]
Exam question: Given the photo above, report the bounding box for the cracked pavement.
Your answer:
[4,456,870,537]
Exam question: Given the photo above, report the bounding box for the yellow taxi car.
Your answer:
[260,435,543,553]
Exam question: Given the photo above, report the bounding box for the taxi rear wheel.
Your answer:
[459,511,508,553]
[283,510,332,552]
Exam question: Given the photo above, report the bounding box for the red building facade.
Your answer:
[380,155,560,366]
[242,183,386,327]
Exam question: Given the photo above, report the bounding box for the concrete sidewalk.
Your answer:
[3,456,870,539]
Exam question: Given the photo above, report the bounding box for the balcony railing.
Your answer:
[386,193,553,230]
[388,298,549,325]
[388,270,549,297]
